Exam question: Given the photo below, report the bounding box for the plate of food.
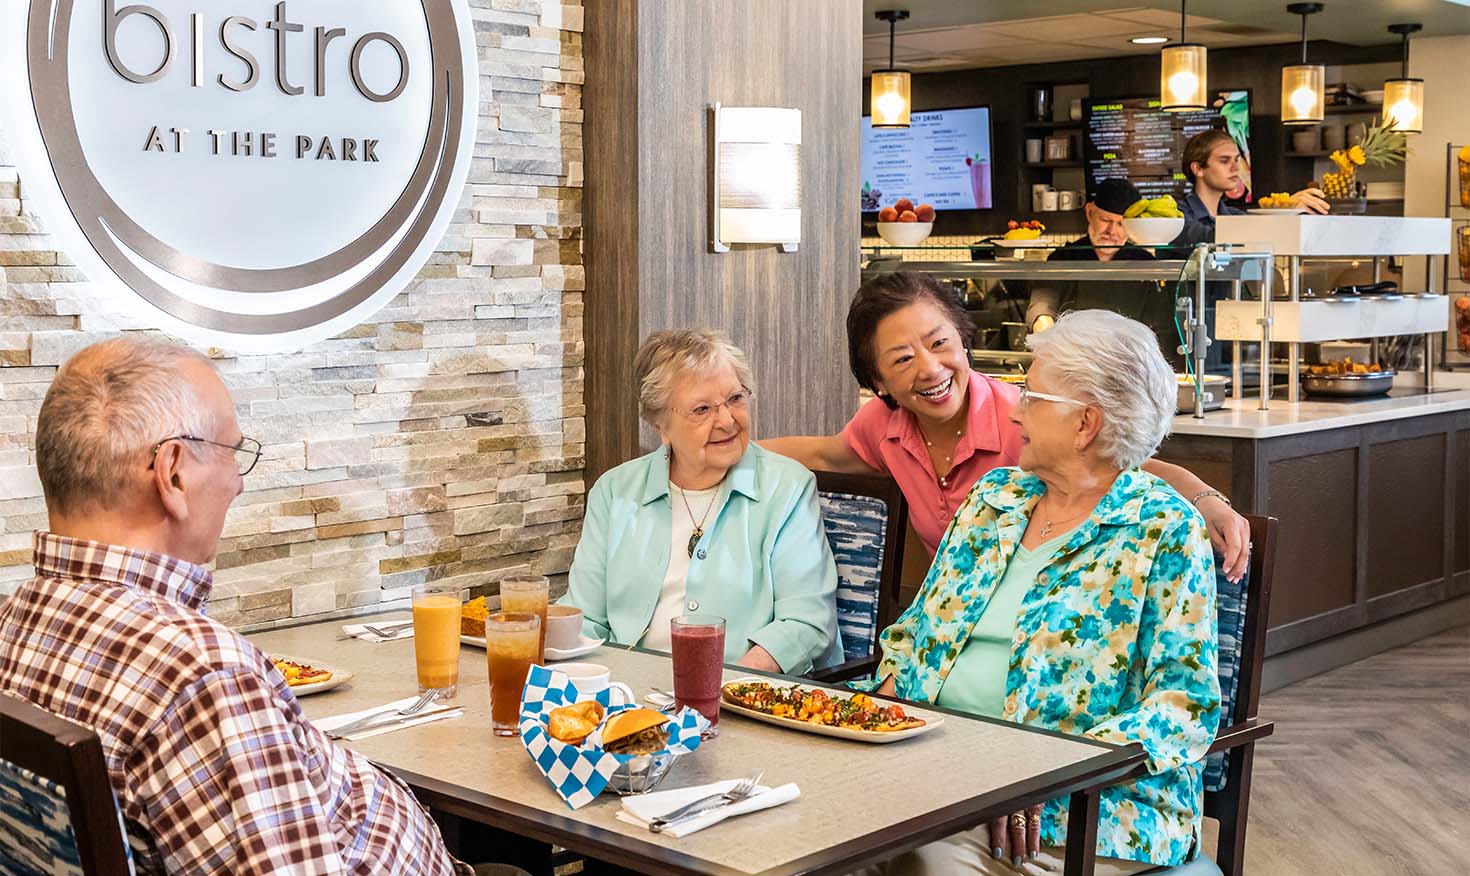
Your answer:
[272,656,353,697]
[720,678,941,743]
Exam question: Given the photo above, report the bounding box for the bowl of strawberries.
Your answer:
[875,198,935,246]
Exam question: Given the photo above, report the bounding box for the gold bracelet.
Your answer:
[1190,489,1230,507]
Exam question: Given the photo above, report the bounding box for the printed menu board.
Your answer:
[861,107,993,211]
[1084,92,1252,202]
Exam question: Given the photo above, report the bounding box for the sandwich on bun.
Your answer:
[601,708,670,755]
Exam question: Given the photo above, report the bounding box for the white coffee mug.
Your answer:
[545,604,585,652]
[1058,190,1078,210]
[558,662,635,705]
[1042,190,1059,211]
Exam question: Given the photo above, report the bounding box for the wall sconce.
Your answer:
[871,10,911,128]
[1281,3,1325,125]
[1382,23,1424,134]
[710,103,801,253]
[1160,1,1207,111]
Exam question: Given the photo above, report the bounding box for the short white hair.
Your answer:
[633,329,754,427]
[1025,310,1175,470]
[36,336,217,515]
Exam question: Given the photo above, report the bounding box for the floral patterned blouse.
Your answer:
[868,466,1220,867]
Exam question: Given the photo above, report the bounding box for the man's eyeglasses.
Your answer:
[151,435,263,476]
[678,389,754,424]
[1018,384,1089,410]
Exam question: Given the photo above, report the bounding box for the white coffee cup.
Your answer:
[1058,190,1079,210]
[558,662,635,705]
[1042,190,1059,211]
[545,604,585,652]
[1025,139,1044,163]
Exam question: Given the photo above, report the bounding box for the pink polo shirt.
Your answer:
[841,372,1024,554]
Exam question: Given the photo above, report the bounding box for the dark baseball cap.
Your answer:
[1092,178,1142,216]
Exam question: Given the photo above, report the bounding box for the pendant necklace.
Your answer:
[677,484,721,557]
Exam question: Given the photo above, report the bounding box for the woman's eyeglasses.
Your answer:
[151,435,263,476]
[678,389,754,424]
[1018,384,1088,410]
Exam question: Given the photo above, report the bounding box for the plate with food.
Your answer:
[272,656,353,697]
[720,678,941,743]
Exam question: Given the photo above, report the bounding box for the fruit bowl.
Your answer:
[1122,217,1184,246]
[876,222,934,246]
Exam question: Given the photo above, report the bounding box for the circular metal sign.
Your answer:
[1,0,478,351]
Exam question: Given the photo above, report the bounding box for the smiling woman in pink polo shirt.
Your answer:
[764,271,1250,580]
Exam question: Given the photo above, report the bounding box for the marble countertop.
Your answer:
[1170,389,1470,439]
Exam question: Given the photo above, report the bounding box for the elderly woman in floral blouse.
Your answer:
[866,310,1220,876]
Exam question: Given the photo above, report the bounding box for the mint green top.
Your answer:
[936,533,1069,717]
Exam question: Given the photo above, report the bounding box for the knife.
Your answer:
[649,796,742,832]
[326,708,459,740]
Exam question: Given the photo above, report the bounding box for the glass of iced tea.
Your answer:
[498,575,550,663]
[485,611,541,736]
[671,615,726,737]
[411,584,465,698]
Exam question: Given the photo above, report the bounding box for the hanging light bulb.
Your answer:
[1160,1,1208,111]
[871,10,911,129]
[1382,23,1424,134]
[1281,4,1325,125]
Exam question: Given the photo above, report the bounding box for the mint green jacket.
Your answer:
[563,444,843,674]
[866,467,1220,867]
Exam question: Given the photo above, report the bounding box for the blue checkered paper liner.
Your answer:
[519,663,709,809]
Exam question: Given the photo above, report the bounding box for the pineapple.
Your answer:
[1320,126,1406,200]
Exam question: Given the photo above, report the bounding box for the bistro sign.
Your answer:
[0,0,477,351]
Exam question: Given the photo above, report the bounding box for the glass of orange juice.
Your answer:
[411,584,465,698]
[499,575,550,663]
[485,611,541,736]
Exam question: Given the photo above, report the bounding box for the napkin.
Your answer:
[616,779,801,838]
[316,696,463,741]
[340,621,415,643]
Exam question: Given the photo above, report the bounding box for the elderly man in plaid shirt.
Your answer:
[0,337,474,875]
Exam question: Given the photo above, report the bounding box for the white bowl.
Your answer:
[876,221,934,246]
[1122,217,1184,246]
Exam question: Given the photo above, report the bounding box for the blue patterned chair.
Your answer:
[805,471,909,684]
[0,695,134,876]
[1107,514,1278,876]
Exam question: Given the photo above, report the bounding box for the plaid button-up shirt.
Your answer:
[0,532,470,876]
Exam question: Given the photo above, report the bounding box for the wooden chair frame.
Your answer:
[1112,514,1279,876]
[806,469,911,684]
[0,694,133,876]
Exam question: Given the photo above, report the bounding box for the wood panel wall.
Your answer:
[585,0,861,480]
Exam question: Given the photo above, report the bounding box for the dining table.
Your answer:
[251,614,1146,876]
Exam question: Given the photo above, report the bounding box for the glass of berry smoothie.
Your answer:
[670,615,726,737]
[970,158,991,209]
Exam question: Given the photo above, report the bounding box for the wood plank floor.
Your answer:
[1201,626,1469,875]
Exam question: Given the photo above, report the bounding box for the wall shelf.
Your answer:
[1022,161,1083,169]
[1023,120,1083,131]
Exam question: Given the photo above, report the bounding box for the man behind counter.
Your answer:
[1026,177,1163,336]
[1171,128,1328,247]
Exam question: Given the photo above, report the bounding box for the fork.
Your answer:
[362,621,415,639]
[649,771,764,833]
[326,688,442,739]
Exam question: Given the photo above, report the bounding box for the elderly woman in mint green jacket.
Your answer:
[563,329,843,674]
[863,311,1220,876]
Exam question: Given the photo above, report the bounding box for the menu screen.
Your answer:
[860,107,993,212]
[1084,91,1252,203]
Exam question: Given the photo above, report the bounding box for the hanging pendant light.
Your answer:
[1383,23,1424,134]
[871,10,911,129]
[1160,0,1208,111]
[1281,4,1325,125]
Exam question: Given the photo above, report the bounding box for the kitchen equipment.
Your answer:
[1292,130,1319,153]
[1335,281,1399,298]
[1328,197,1367,215]
[1032,184,1052,212]
[875,221,933,246]
[1175,374,1229,414]
[1058,190,1079,210]
[1026,139,1044,163]
[608,752,681,795]
[1346,122,1367,146]
[1041,190,1059,211]
[1361,88,1385,104]
[1031,86,1052,122]
[1301,369,1395,397]
[1044,136,1071,161]
[1321,125,1345,151]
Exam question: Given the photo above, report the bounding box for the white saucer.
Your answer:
[545,636,605,661]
